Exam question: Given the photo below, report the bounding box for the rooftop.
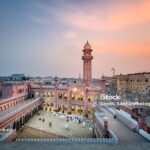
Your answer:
[0,141,150,150]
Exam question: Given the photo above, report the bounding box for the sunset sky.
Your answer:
[0,0,150,78]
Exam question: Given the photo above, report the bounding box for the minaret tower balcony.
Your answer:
[82,41,93,86]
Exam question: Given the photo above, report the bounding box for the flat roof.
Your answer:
[0,142,150,150]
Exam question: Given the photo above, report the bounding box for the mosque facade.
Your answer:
[31,41,99,117]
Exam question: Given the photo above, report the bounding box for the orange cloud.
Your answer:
[109,0,150,29]
[92,41,150,55]
[92,40,150,76]
[60,1,150,31]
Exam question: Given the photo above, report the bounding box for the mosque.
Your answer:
[31,41,99,117]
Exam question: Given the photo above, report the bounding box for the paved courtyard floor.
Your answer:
[26,111,94,138]
[16,126,63,139]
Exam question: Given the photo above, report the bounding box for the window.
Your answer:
[145,78,148,82]
[18,89,22,94]
[59,93,62,99]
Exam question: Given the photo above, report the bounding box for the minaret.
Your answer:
[82,41,93,86]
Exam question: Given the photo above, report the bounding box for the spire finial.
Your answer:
[84,40,91,50]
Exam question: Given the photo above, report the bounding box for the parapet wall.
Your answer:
[16,137,118,143]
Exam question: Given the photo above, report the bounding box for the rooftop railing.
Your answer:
[15,137,118,143]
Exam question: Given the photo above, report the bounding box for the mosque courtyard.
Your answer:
[18,110,95,138]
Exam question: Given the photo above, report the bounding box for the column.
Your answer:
[54,76,58,112]
[67,91,71,114]
[54,89,58,111]
[84,90,88,117]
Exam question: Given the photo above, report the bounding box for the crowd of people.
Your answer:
[37,110,92,130]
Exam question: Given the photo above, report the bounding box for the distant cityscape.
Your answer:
[1,71,150,101]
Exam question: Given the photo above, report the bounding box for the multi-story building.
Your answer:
[0,81,28,99]
[100,76,116,95]
[117,73,150,94]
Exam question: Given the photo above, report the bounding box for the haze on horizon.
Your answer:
[0,0,150,78]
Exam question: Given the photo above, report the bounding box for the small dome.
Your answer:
[84,40,91,50]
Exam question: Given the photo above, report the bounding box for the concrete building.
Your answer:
[100,76,114,95]
[117,72,150,94]
[0,81,28,99]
